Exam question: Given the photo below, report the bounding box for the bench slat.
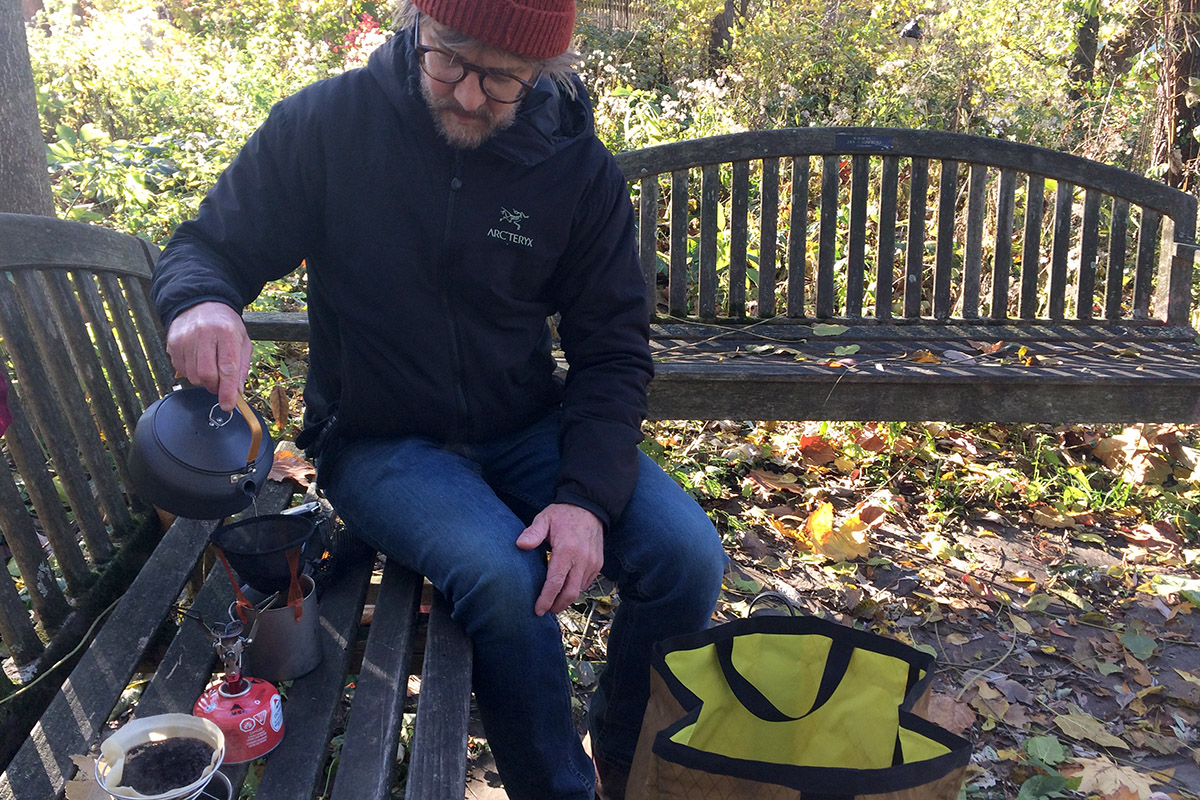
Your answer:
[405,590,473,800]
[1133,207,1160,319]
[904,157,929,318]
[638,175,658,315]
[1106,197,1130,320]
[934,160,957,320]
[847,154,868,318]
[962,163,987,319]
[992,168,1017,320]
[1049,181,1073,320]
[668,170,688,316]
[876,155,899,320]
[1077,189,1101,320]
[786,156,808,318]
[699,163,719,320]
[730,160,749,317]
[120,270,175,394]
[253,556,373,800]
[1019,174,1045,319]
[817,155,838,318]
[759,157,780,318]
[330,560,422,800]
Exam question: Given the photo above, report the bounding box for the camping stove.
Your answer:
[192,618,284,763]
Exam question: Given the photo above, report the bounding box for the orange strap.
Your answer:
[215,547,256,624]
[285,547,304,621]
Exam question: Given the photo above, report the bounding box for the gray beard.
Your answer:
[420,80,516,149]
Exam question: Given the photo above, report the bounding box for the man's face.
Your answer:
[416,21,537,149]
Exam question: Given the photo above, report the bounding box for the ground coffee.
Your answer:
[120,737,214,795]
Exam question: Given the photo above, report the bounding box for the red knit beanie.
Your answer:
[412,0,576,60]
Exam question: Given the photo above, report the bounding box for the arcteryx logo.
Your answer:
[488,207,534,248]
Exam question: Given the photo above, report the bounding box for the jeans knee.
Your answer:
[449,558,544,639]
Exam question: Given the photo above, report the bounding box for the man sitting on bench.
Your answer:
[149,1,727,798]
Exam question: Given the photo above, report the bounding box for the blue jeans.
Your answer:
[321,410,726,799]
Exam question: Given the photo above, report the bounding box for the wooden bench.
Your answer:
[0,214,473,800]
[1,125,1197,799]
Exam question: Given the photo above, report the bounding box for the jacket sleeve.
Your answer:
[152,99,322,328]
[551,153,654,527]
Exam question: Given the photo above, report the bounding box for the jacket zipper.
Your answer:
[439,152,471,442]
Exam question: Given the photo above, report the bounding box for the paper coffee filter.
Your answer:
[95,714,224,800]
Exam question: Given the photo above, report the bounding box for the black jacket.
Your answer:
[151,29,653,526]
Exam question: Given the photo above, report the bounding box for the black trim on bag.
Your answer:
[651,708,971,795]
[651,615,937,716]
[715,635,855,722]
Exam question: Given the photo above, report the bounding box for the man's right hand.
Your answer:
[165,301,252,411]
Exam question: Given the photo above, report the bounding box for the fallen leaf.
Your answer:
[1063,756,1156,797]
[1032,505,1078,529]
[65,754,109,800]
[802,501,872,561]
[745,469,806,496]
[968,340,1006,354]
[268,383,289,429]
[1176,668,1200,688]
[909,349,941,363]
[269,450,316,488]
[925,692,977,734]
[1054,713,1129,749]
[811,323,849,336]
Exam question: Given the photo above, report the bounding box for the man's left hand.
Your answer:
[515,503,604,616]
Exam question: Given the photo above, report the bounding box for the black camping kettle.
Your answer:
[129,386,274,519]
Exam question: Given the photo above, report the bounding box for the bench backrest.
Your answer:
[615,127,1198,327]
[0,213,171,665]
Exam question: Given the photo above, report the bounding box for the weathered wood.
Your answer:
[730,160,749,317]
[252,556,373,800]
[1158,208,1199,324]
[875,156,899,320]
[817,155,839,318]
[405,589,472,800]
[0,387,91,592]
[758,157,780,318]
[698,163,719,319]
[786,156,808,318]
[904,157,929,318]
[846,155,869,319]
[1106,198,1130,320]
[638,175,658,315]
[668,170,688,316]
[330,561,422,800]
[1048,180,1073,320]
[992,168,1017,321]
[0,214,155,282]
[962,163,987,319]
[933,160,958,320]
[0,460,71,630]
[1019,174,1045,319]
[0,278,114,561]
[72,271,143,435]
[616,128,1193,221]
[98,272,162,409]
[1077,189,1101,320]
[9,269,130,532]
[120,270,174,394]
[0,508,43,662]
[0,516,218,800]
[1133,208,1160,319]
[41,268,137,494]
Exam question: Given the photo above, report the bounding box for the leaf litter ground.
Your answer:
[521,420,1200,800]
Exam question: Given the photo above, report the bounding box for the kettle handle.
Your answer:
[234,396,264,470]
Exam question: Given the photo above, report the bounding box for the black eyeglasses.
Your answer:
[414,19,541,104]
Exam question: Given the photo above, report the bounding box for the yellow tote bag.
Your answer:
[627,615,970,800]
